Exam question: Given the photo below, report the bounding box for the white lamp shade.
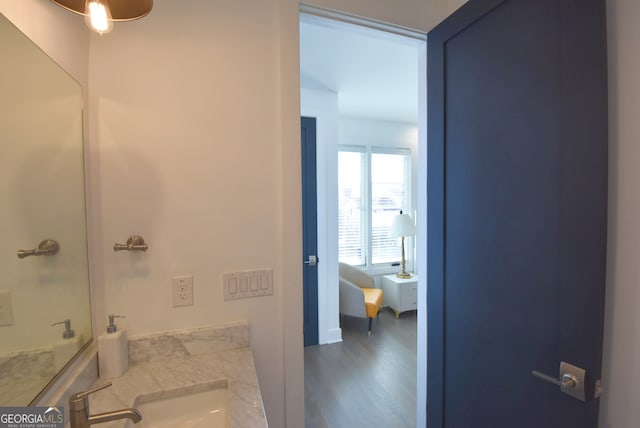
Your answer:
[390,212,417,238]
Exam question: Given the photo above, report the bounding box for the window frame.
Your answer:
[338,144,414,274]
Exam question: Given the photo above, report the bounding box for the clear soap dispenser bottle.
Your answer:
[98,314,129,379]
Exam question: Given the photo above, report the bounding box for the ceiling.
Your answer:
[299,16,422,124]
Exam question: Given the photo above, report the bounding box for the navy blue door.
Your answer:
[301,116,319,347]
[427,0,608,427]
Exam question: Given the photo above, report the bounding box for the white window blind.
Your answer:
[338,151,365,265]
[371,152,410,264]
[338,148,412,268]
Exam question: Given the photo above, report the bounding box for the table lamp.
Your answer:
[390,210,417,278]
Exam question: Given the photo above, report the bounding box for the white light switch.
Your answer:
[223,269,273,301]
[0,291,14,326]
[229,277,238,295]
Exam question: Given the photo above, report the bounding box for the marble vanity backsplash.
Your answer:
[127,321,249,365]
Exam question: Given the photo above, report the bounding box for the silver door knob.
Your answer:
[304,255,318,267]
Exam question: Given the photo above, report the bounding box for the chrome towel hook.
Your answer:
[113,235,148,252]
[17,239,60,258]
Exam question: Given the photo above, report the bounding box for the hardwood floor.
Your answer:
[304,308,417,428]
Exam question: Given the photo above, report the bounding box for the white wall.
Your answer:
[600,0,640,427]
[0,0,89,85]
[87,1,288,425]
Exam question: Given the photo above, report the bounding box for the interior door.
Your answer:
[426,0,608,427]
[302,116,319,346]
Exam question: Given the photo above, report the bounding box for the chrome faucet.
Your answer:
[69,382,142,428]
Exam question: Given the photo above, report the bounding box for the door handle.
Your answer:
[531,371,578,390]
[304,255,318,267]
[531,361,586,402]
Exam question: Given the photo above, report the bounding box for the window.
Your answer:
[338,147,412,268]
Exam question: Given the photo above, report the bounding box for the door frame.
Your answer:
[299,5,429,425]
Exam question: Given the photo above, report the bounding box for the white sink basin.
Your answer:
[125,380,228,428]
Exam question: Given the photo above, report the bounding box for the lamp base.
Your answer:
[396,271,412,279]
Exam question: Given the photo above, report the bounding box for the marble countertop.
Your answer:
[87,322,267,428]
[0,349,56,405]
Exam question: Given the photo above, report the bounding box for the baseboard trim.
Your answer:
[321,328,343,345]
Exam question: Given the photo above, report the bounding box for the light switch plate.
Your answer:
[0,291,14,326]
[223,269,273,301]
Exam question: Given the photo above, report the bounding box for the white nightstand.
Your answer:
[381,274,418,318]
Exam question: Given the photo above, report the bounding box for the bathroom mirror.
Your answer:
[0,12,92,405]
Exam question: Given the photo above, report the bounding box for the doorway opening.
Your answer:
[299,6,427,426]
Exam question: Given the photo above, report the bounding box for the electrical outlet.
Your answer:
[172,276,193,307]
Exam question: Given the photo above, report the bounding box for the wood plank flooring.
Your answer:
[304,308,417,428]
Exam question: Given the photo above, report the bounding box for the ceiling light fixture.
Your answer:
[85,0,112,34]
[49,0,153,34]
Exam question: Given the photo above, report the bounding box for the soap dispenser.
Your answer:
[51,319,82,371]
[98,315,129,379]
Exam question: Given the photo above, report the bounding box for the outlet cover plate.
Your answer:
[172,276,194,307]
